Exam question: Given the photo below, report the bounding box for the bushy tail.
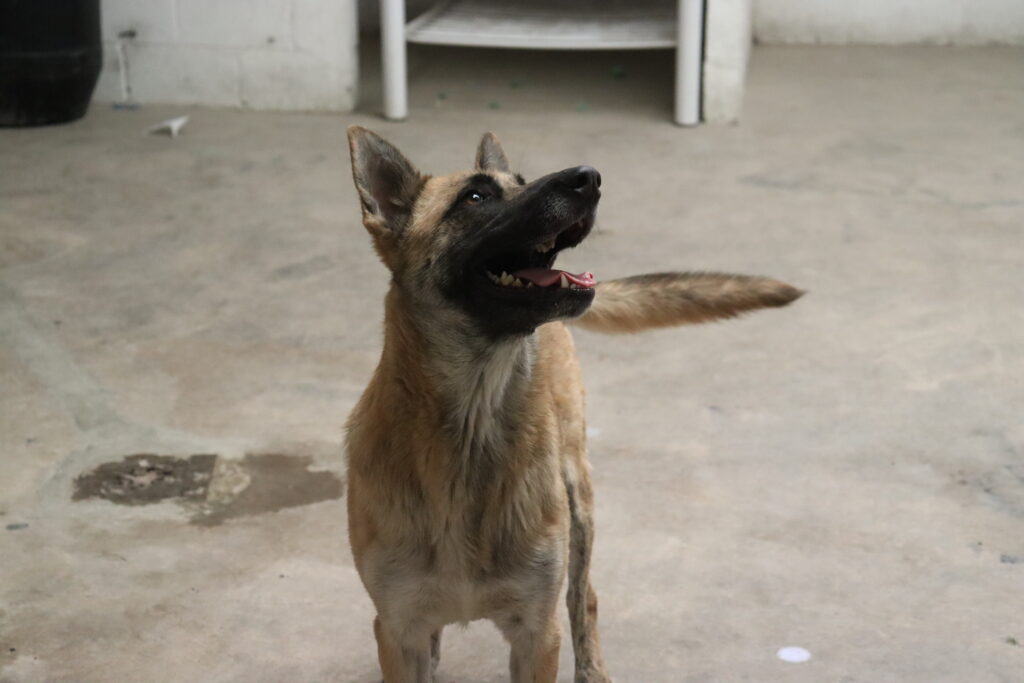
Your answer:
[573,272,804,334]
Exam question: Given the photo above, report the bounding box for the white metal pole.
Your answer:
[675,0,703,126]
[381,0,408,120]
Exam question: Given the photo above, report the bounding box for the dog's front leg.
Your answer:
[565,473,612,683]
[497,610,562,683]
[373,615,435,683]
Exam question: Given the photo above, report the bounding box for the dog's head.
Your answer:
[348,126,600,338]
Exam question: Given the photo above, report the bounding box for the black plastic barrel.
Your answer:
[0,0,103,126]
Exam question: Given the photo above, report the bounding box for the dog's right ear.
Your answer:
[347,126,422,268]
[475,132,511,173]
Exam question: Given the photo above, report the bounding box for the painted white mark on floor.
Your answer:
[586,426,602,438]
[777,646,811,663]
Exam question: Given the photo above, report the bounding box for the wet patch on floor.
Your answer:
[72,453,343,525]
[73,454,216,505]
[191,453,342,526]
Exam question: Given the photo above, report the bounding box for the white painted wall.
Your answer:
[703,0,753,123]
[95,0,358,111]
[755,0,1024,45]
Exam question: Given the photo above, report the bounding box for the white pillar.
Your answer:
[381,0,408,120]
[675,0,704,126]
[703,0,753,123]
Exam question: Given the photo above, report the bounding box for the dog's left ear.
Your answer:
[348,126,423,269]
[475,132,510,173]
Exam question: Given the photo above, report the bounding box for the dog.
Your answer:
[344,126,802,682]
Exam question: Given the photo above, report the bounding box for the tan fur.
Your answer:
[344,127,801,682]
[347,293,589,682]
[575,272,804,334]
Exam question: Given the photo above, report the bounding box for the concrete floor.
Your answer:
[2,45,1023,682]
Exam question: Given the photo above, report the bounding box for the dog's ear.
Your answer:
[347,126,422,267]
[475,132,511,173]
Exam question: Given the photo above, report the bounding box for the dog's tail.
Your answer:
[572,272,804,334]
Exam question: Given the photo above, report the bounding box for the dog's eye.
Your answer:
[465,191,488,205]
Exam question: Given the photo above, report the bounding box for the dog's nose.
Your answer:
[569,166,602,194]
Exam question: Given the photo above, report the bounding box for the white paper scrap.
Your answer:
[777,646,811,663]
[147,115,189,138]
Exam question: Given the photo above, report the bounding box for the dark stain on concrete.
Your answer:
[982,464,1024,518]
[73,454,216,505]
[5,523,29,531]
[191,453,343,527]
[73,453,343,525]
[739,171,813,191]
[1000,554,1023,565]
[271,254,334,282]
[955,451,1024,519]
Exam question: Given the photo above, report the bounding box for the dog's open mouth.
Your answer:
[478,215,595,294]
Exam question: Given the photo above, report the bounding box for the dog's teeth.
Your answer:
[559,273,569,288]
[487,271,499,283]
[534,238,556,253]
[511,278,523,288]
[525,281,534,288]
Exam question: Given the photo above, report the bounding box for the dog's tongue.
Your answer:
[513,268,596,289]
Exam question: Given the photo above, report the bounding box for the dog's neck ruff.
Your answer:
[388,289,537,459]
[425,319,536,458]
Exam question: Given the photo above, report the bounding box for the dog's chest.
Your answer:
[366,452,569,626]
[373,518,568,626]
[348,326,578,627]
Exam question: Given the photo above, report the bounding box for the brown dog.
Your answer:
[344,127,802,682]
